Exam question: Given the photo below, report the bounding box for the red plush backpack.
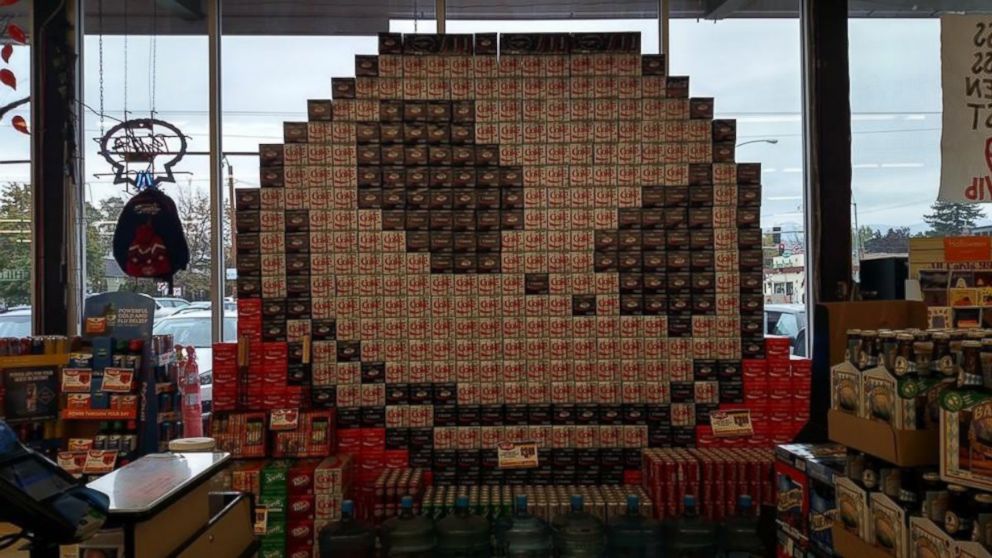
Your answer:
[112,187,190,289]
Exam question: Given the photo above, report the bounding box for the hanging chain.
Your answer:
[122,0,128,121]
[97,0,105,137]
[149,0,157,117]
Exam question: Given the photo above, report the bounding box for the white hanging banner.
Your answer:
[940,16,992,202]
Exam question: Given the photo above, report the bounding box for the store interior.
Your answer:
[1,0,992,557]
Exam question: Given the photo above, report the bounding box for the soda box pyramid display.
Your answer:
[229,32,795,488]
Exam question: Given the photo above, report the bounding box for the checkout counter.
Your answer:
[84,452,256,558]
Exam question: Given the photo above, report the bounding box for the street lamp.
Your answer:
[736,139,779,148]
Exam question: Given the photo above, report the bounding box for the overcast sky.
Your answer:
[0,17,970,241]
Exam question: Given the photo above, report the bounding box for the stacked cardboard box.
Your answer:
[259,461,289,558]
[231,30,776,489]
[641,447,774,521]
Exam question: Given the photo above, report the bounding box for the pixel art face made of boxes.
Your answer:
[234,32,765,484]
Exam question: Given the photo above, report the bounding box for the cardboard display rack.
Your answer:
[827,409,939,467]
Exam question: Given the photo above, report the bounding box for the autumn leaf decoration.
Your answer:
[1,5,29,134]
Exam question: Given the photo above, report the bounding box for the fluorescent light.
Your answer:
[904,114,927,120]
[880,162,924,168]
[853,163,879,169]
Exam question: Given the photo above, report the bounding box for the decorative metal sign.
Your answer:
[98,118,187,189]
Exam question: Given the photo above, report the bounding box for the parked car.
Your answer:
[153,297,191,319]
[0,306,31,337]
[764,303,807,357]
[152,310,238,414]
[172,300,237,316]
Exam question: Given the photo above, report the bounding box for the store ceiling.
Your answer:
[7,0,992,36]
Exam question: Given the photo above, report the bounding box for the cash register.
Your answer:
[0,420,110,555]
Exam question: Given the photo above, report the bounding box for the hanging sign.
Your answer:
[939,16,992,202]
[98,118,187,189]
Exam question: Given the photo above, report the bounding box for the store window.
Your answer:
[0,2,32,318]
[81,1,210,315]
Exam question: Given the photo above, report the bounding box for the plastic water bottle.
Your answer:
[381,495,436,557]
[551,495,606,557]
[436,495,493,557]
[666,495,718,558]
[496,494,554,557]
[720,495,765,558]
[607,495,663,557]
[318,500,376,558]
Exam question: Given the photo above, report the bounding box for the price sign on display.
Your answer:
[939,16,992,202]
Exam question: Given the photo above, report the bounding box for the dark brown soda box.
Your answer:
[259,144,284,167]
[436,384,459,406]
[332,78,356,99]
[262,320,286,342]
[336,409,360,429]
[690,229,714,250]
[741,337,766,359]
[236,233,260,255]
[643,273,666,293]
[237,254,261,277]
[713,142,735,163]
[718,360,742,380]
[312,387,336,409]
[600,405,623,425]
[738,250,763,272]
[665,208,688,229]
[740,272,763,294]
[642,230,665,249]
[690,184,714,206]
[336,341,361,363]
[644,294,667,315]
[738,228,762,250]
[286,299,311,319]
[689,164,713,186]
[356,123,380,144]
[737,163,761,184]
[361,407,385,428]
[737,316,762,339]
[665,230,689,250]
[620,295,643,315]
[410,428,433,448]
[737,207,760,228]
[642,186,664,208]
[475,33,497,54]
[740,293,764,315]
[668,316,693,337]
[691,252,715,272]
[386,429,410,449]
[284,122,308,144]
[692,294,715,314]
[622,405,646,424]
[311,319,336,341]
[237,277,261,299]
[691,273,715,292]
[619,209,642,229]
[235,189,261,211]
[642,54,666,76]
[620,273,643,294]
[575,405,599,425]
[237,212,261,234]
[672,427,696,447]
[688,207,713,229]
[504,405,529,425]
[719,382,744,404]
[262,300,285,318]
[378,32,403,54]
[285,210,309,233]
[738,184,762,207]
[695,403,719,423]
[649,429,673,447]
[357,167,381,187]
[552,405,575,424]
[646,405,671,425]
[712,119,737,142]
[694,359,718,380]
[670,294,693,314]
[666,76,690,98]
[361,362,385,384]
[667,251,691,272]
[409,383,433,404]
[308,100,332,122]
[285,233,310,254]
[689,98,714,120]
[260,166,284,188]
[286,276,310,297]
[664,186,689,207]
[355,55,379,77]
[667,273,691,293]
[642,209,664,230]
[386,384,409,405]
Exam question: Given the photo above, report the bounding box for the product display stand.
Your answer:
[86,452,256,558]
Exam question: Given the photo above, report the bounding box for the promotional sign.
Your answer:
[940,16,992,202]
[3,367,58,422]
